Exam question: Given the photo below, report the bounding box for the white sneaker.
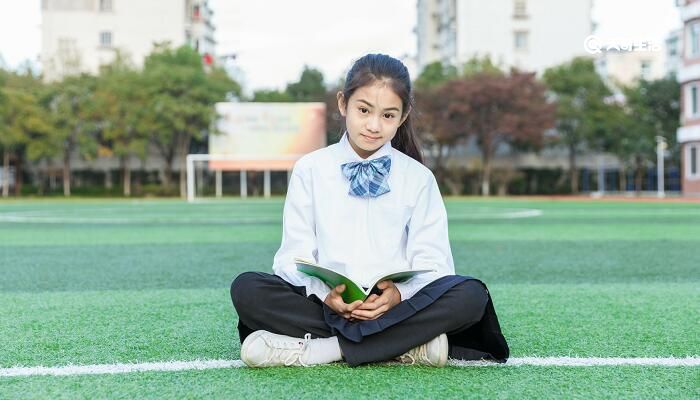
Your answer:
[240,330,313,367]
[396,334,448,367]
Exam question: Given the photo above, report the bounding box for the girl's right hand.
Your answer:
[324,284,363,320]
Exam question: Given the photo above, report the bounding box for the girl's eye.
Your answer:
[359,107,369,114]
[384,114,395,119]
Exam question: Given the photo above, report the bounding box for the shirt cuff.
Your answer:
[305,280,332,303]
[394,281,419,301]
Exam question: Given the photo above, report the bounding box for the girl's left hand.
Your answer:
[350,280,402,321]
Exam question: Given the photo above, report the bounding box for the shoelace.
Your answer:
[397,342,429,365]
[262,333,312,367]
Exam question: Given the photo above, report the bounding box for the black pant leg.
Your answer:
[230,271,333,343]
[337,280,489,366]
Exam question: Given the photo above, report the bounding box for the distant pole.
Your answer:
[656,136,667,198]
[264,170,271,198]
[598,155,605,195]
[215,170,222,198]
[240,170,247,198]
[186,155,195,202]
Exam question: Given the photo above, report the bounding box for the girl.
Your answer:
[231,54,509,367]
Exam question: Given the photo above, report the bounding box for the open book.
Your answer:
[295,257,435,303]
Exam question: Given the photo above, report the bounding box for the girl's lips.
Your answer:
[361,134,380,141]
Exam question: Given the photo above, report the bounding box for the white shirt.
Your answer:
[272,132,455,301]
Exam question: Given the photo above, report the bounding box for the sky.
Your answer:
[0,0,682,94]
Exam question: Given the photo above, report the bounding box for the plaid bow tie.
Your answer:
[341,155,392,198]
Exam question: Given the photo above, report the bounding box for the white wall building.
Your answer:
[594,47,666,90]
[416,0,594,74]
[676,0,700,196]
[666,29,682,78]
[41,0,216,81]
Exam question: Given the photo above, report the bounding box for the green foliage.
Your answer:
[618,77,681,164]
[285,66,325,102]
[252,89,293,102]
[543,57,617,192]
[139,44,240,190]
[0,72,52,159]
[94,53,149,161]
[43,74,100,161]
[459,55,503,77]
[252,66,326,103]
[543,57,613,149]
[414,61,458,90]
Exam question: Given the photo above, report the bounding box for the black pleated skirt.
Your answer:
[320,275,510,363]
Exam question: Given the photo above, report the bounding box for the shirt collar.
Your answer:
[338,131,393,164]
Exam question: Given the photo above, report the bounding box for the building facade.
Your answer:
[416,0,594,74]
[666,29,682,78]
[41,0,215,81]
[594,48,666,91]
[677,0,700,196]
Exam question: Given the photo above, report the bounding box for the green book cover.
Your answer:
[294,257,436,303]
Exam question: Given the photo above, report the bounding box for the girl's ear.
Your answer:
[399,106,412,125]
[336,91,347,117]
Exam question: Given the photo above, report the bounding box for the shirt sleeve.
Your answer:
[394,174,455,301]
[272,164,332,302]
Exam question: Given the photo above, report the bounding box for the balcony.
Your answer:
[678,63,700,82]
[680,1,700,22]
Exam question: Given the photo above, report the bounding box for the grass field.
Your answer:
[0,198,698,399]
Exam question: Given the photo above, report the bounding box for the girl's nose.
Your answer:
[366,115,381,133]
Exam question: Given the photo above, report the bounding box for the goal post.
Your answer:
[185,154,300,202]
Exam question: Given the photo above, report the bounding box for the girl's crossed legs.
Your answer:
[231,271,491,367]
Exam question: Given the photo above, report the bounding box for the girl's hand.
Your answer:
[324,284,363,320]
[350,280,402,321]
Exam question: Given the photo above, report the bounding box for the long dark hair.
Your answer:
[341,54,424,164]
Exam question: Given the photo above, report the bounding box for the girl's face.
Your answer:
[337,79,409,159]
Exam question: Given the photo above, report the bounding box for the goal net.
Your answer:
[185,154,300,202]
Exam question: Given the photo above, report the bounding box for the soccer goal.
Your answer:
[185,154,300,202]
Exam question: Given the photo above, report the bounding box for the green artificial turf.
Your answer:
[0,198,698,399]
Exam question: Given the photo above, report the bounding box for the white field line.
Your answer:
[1,357,698,377]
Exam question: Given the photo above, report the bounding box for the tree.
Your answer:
[614,77,681,192]
[543,57,613,193]
[460,56,503,77]
[285,66,325,102]
[140,44,240,197]
[0,70,50,196]
[415,83,468,189]
[414,58,507,194]
[93,54,149,196]
[252,66,326,103]
[0,86,49,196]
[252,89,293,102]
[414,61,457,91]
[43,74,99,196]
[414,61,471,193]
[448,71,555,195]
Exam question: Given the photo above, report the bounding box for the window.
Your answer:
[688,22,700,57]
[514,31,529,51]
[640,61,651,80]
[513,0,527,18]
[687,84,700,118]
[668,36,678,56]
[688,144,699,178]
[52,0,93,10]
[99,0,112,12]
[99,31,112,48]
[58,38,76,51]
